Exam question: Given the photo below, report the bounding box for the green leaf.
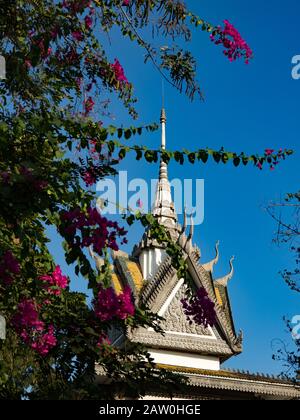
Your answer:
[124,129,131,140]
[135,148,143,160]
[119,149,127,160]
[233,157,240,167]
[174,151,184,165]
[213,152,221,163]
[126,215,135,226]
[144,150,158,163]
[188,153,195,164]
[222,153,229,164]
[108,141,115,153]
[198,150,208,163]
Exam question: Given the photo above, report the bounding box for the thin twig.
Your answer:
[119,6,177,90]
[266,207,300,237]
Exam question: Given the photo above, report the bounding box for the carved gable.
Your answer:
[159,284,213,337]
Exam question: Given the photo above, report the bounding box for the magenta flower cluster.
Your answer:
[94,285,135,322]
[12,299,57,356]
[39,265,68,295]
[0,250,20,285]
[60,207,127,255]
[181,288,217,328]
[97,333,112,349]
[257,148,289,171]
[111,59,128,84]
[210,20,253,64]
[72,31,84,41]
[84,96,95,115]
[62,0,92,14]
[85,15,93,30]
[83,168,97,186]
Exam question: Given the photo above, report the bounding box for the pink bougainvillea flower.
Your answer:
[84,15,93,30]
[265,149,275,156]
[83,168,97,186]
[181,288,216,328]
[93,285,135,322]
[211,20,253,64]
[59,207,127,256]
[13,299,57,356]
[122,0,130,5]
[31,325,57,356]
[84,96,95,115]
[97,333,112,348]
[72,31,84,41]
[62,0,91,14]
[111,59,128,84]
[116,286,135,319]
[40,265,68,295]
[12,299,45,332]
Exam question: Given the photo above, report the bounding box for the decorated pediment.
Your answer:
[159,283,213,337]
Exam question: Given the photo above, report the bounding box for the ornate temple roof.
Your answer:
[95,108,300,399]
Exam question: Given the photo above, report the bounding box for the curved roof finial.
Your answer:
[215,256,235,287]
[89,246,104,271]
[181,207,187,234]
[187,215,194,241]
[184,215,194,253]
[202,240,220,273]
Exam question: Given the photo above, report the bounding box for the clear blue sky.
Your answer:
[48,0,300,375]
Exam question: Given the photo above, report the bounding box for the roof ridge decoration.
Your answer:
[140,256,176,306]
[177,209,200,258]
[215,256,235,287]
[152,365,300,398]
[202,240,220,273]
[187,251,242,353]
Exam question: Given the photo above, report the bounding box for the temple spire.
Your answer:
[152,108,177,231]
[159,108,168,180]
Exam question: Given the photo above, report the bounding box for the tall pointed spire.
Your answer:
[152,108,177,232]
[159,108,168,180]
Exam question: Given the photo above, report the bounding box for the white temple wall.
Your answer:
[149,349,220,371]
